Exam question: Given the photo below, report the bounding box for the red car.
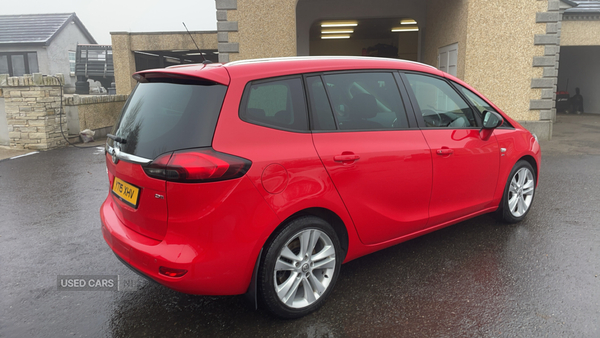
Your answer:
[101,57,540,318]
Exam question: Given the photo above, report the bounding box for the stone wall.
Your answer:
[0,96,7,146]
[64,94,128,139]
[0,74,68,150]
[1,73,127,150]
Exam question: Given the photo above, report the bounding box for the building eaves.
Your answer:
[564,0,600,14]
[64,14,97,45]
[561,0,579,8]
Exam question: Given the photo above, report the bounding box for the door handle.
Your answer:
[334,153,360,163]
[436,148,454,156]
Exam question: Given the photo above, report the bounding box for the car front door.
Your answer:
[307,72,432,245]
[401,72,500,226]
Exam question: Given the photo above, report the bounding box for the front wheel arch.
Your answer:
[518,155,539,187]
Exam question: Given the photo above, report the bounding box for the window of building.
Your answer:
[11,55,26,76]
[0,52,39,76]
[0,55,10,75]
[87,50,106,61]
[27,53,39,73]
[69,51,76,76]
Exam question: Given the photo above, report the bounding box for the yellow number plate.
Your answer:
[112,177,140,208]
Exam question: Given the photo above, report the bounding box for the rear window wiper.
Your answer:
[107,134,127,144]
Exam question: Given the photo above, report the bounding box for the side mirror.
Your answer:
[482,110,504,129]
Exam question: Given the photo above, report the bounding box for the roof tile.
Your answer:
[0,13,93,45]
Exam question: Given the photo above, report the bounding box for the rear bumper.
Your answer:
[100,176,280,295]
[112,251,158,285]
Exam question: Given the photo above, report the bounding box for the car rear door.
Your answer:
[307,72,432,245]
[400,72,500,226]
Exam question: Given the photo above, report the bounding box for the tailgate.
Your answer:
[105,153,168,241]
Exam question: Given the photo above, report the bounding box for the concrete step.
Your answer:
[68,135,82,144]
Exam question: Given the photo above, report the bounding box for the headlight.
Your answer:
[532,133,539,144]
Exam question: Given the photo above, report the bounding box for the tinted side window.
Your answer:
[240,77,308,131]
[321,72,409,131]
[404,73,477,128]
[306,76,336,130]
[454,82,496,115]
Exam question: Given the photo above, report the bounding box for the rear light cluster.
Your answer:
[144,148,251,183]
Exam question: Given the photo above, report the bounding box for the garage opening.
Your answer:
[296,0,427,61]
[134,50,218,72]
[308,18,419,60]
[296,0,468,80]
[557,46,600,115]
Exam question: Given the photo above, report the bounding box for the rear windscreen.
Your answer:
[110,80,227,160]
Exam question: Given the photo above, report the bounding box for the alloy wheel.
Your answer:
[508,167,535,217]
[273,229,336,308]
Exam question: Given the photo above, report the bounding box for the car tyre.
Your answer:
[258,216,342,319]
[498,160,536,223]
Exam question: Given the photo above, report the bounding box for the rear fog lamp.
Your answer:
[159,266,188,278]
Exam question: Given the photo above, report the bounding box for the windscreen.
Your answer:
[109,80,227,160]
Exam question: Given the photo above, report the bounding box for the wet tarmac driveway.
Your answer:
[1,116,599,337]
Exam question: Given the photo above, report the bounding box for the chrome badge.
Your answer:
[108,145,119,164]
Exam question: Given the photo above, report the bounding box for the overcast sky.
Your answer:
[4,0,218,44]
